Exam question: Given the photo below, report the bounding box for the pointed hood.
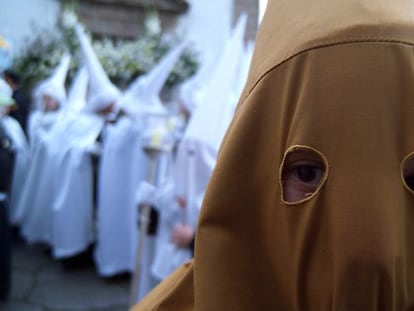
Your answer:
[118,40,188,117]
[66,66,88,113]
[171,13,248,234]
[141,40,188,100]
[75,25,120,113]
[33,53,70,110]
[229,40,254,110]
[177,42,220,115]
[177,4,232,115]
[243,0,414,103]
[182,12,248,152]
[133,1,414,310]
[177,0,232,82]
[258,0,269,25]
[189,0,414,308]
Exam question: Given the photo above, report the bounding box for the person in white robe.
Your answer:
[149,13,251,283]
[48,66,109,259]
[27,54,71,145]
[95,40,187,292]
[46,24,123,260]
[0,78,30,226]
[17,54,71,244]
[144,41,223,283]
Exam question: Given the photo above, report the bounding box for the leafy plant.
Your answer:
[11,4,198,93]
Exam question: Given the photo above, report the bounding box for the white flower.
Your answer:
[145,11,161,36]
[61,9,78,29]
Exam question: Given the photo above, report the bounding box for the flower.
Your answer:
[10,7,199,93]
[0,36,9,49]
[61,9,78,29]
[144,10,162,37]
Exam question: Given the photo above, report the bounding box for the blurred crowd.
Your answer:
[0,13,253,303]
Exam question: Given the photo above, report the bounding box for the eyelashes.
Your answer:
[280,146,328,204]
[287,162,324,184]
[280,147,414,203]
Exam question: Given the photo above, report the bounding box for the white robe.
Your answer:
[19,111,60,244]
[150,140,214,280]
[135,151,173,300]
[49,112,105,258]
[18,109,103,252]
[148,26,251,280]
[27,110,58,149]
[94,116,149,277]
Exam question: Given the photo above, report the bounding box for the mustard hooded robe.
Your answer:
[133,0,414,309]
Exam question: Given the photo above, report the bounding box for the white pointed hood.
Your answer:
[66,66,88,113]
[75,25,120,113]
[118,40,188,117]
[177,43,217,115]
[182,12,248,151]
[258,0,269,25]
[230,40,255,110]
[178,0,232,77]
[33,53,71,110]
[176,0,232,115]
[173,13,248,216]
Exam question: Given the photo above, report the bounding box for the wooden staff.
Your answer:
[181,147,195,225]
[129,147,159,307]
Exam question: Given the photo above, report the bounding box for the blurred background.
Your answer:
[0,1,262,310]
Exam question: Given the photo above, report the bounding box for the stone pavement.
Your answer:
[0,237,131,311]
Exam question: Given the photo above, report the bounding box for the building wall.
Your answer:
[77,0,259,42]
[77,1,150,38]
[0,0,259,57]
[77,0,188,38]
[0,0,61,56]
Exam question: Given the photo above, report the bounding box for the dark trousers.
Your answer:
[0,198,11,300]
[0,123,15,300]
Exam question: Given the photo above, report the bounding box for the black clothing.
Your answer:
[138,205,159,235]
[0,123,15,300]
[9,89,30,135]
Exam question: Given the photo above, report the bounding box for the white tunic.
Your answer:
[150,140,213,281]
[136,151,173,300]
[19,109,104,256]
[49,112,105,258]
[94,116,149,276]
[149,12,250,282]
[19,111,60,244]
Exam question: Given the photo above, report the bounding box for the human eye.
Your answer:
[280,146,328,204]
[289,161,324,185]
[404,174,414,190]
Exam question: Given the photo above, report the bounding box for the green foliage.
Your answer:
[11,5,199,93]
[12,26,70,90]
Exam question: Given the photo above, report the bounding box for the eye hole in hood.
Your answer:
[280,145,329,205]
[401,152,414,193]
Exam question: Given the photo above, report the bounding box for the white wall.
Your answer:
[0,0,61,57]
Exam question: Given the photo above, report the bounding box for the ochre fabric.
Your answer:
[133,0,414,309]
[134,262,194,310]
